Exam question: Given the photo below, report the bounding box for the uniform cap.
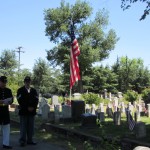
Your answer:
[24,76,31,82]
[0,76,7,83]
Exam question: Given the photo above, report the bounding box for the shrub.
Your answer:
[141,88,150,105]
[124,90,138,103]
[82,93,103,105]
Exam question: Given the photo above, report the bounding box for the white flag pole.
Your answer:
[70,89,72,101]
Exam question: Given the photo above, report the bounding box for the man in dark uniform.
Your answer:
[0,76,13,149]
[17,76,38,147]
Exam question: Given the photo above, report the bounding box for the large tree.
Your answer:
[112,56,150,93]
[44,0,118,93]
[0,49,18,76]
[32,58,64,95]
[121,0,150,20]
[88,65,118,93]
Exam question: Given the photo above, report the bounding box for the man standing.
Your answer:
[0,76,13,149]
[17,76,39,147]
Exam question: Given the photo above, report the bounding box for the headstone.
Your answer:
[54,105,60,123]
[133,101,137,108]
[118,92,123,99]
[137,104,142,112]
[91,104,96,115]
[121,102,125,113]
[62,105,71,119]
[134,111,140,122]
[109,92,112,101]
[81,113,97,128]
[99,103,104,112]
[52,95,59,105]
[15,105,19,114]
[138,96,142,104]
[48,112,55,122]
[41,104,50,120]
[41,97,47,107]
[113,111,121,125]
[37,103,42,115]
[99,112,105,122]
[135,104,142,121]
[104,89,107,99]
[147,104,150,117]
[135,122,146,138]
[114,97,118,112]
[85,104,90,113]
[73,93,81,99]
[133,146,150,150]
[128,102,134,113]
[71,100,85,122]
[106,105,113,118]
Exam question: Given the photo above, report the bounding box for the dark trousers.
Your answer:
[19,115,35,143]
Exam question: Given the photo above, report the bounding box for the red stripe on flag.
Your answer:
[70,38,80,89]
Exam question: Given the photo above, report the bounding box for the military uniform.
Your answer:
[17,76,38,146]
[0,76,13,149]
[0,88,13,124]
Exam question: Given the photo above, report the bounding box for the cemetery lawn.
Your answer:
[56,115,150,143]
[10,111,150,145]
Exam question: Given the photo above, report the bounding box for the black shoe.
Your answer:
[20,142,25,147]
[27,142,37,145]
[3,145,12,149]
[20,143,25,147]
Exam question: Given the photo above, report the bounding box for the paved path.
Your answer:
[0,133,66,150]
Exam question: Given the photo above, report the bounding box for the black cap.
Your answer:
[24,76,31,82]
[0,76,7,83]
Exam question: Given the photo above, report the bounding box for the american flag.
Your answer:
[128,111,136,131]
[70,24,80,89]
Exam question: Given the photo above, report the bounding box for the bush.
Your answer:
[82,93,103,105]
[141,88,150,105]
[124,90,138,103]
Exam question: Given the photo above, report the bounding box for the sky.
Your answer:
[0,0,150,71]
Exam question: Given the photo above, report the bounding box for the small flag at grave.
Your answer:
[70,23,80,89]
[128,112,136,131]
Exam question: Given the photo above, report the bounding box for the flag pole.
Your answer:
[70,89,71,101]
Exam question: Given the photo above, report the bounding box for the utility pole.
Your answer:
[15,46,25,72]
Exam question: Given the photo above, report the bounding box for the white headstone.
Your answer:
[133,101,137,108]
[114,97,118,112]
[133,146,150,150]
[91,104,96,114]
[118,92,123,99]
[85,104,90,109]
[147,104,150,117]
[109,92,112,101]
[121,102,125,113]
[137,104,142,112]
[128,103,134,113]
[99,103,104,112]
[73,93,81,99]
[52,95,59,105]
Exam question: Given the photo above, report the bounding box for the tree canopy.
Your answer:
[121,0,150,20]
[44,0,118,92]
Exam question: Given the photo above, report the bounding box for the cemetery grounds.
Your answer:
[9,101,150,150]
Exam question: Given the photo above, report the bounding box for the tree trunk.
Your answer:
[78,75,83,93]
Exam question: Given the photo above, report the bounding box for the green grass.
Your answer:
[10,110,150,148]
